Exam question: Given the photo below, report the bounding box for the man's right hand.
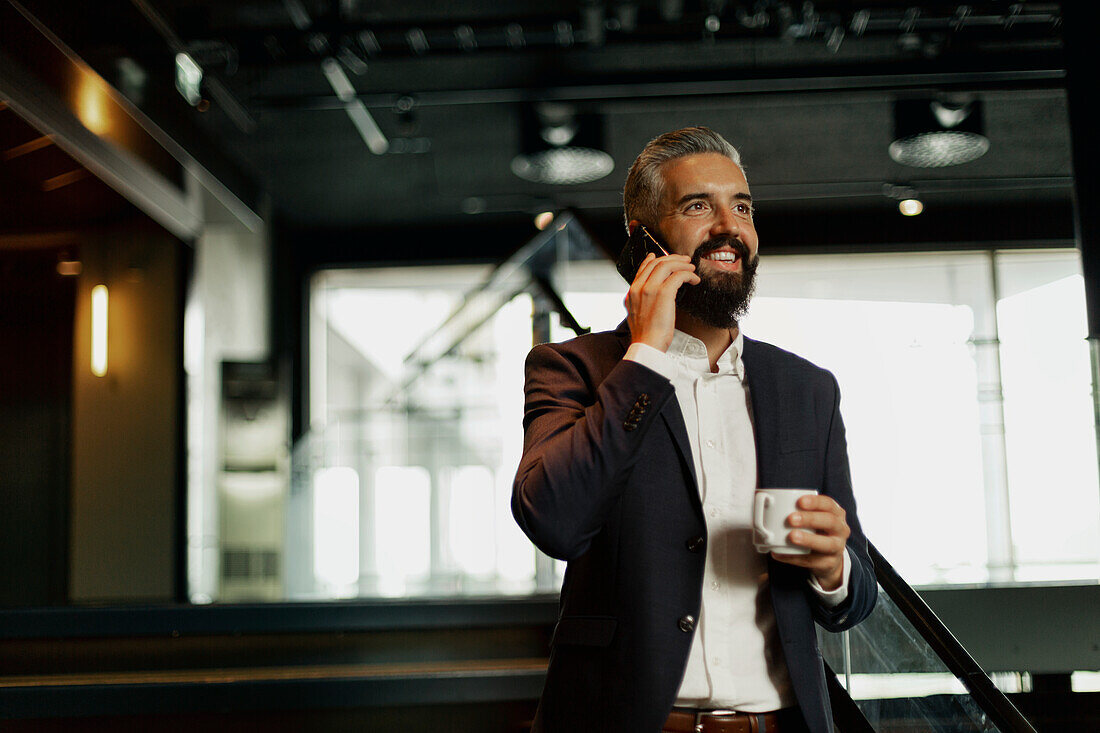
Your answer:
[625,252,699,352]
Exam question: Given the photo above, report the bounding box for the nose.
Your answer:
[711,205,740,238]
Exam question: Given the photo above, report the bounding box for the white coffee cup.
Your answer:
[753,488,818,555]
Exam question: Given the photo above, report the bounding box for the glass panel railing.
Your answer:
[820,542,1037,733]
[820,582,1003,732]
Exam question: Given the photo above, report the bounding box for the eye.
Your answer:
[735,202,753,216]
[685,201,707,212]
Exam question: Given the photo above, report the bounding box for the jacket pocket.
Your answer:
[551,615,618,647]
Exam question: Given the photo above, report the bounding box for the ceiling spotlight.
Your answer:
[321,57,388,154]
[174,53,203,107]
[512,105,614,185]
[898,199,924,216]
[889,98,989,168]
[534,211,555,230]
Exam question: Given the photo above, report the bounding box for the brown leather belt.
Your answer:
[663,707,800,733]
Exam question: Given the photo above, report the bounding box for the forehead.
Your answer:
[657,152,749,201]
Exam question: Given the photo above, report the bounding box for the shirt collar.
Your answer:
[666,328,745,379]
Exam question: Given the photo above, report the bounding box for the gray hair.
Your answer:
[622,126,743,231]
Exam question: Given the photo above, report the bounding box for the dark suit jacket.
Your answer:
[512,321,877,733]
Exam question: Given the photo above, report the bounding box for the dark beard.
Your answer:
[675,237,759,329]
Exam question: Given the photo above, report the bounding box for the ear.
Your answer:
[627,219,640,235]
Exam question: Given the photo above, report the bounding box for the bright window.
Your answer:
[297,248,1099,598]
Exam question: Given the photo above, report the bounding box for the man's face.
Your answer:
[653,152,760,328]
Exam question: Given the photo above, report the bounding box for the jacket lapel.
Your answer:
[660,404,699,501]
[741,337,780,488]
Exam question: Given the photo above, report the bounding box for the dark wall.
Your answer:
[0,246,76,606]
[67,220,185,604]
[0,217,188,607]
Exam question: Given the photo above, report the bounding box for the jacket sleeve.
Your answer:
[511,342,675,561]
[811,373,877,632]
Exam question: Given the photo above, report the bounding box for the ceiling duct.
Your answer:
[511,104,614,185]
[889,98,990,168]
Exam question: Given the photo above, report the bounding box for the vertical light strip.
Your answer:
[91,284,108,377]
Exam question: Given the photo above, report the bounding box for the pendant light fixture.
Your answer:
[889,97,990,168]
[511,104,614,185]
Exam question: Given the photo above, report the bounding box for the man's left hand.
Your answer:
[771,494,850,591]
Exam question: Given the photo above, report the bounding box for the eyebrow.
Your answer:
[675,191,753,206]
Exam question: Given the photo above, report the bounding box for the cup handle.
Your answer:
[754,494,774,545]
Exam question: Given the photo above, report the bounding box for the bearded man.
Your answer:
[512,127,877,733]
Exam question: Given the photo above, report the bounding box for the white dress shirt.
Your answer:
[625,329,850,711]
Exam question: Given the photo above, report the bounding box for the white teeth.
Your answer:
[704,251,739,261]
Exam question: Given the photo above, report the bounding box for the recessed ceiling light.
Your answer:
[898,198,924,216]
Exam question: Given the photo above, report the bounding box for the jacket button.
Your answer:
[685,536,704,553]
[678,615,696,633]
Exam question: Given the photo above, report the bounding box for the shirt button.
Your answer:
[710,581,720,590]
[705,439,715,448]
[708,508,720,518]
[678,615,696,633]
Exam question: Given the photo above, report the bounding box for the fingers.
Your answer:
[625,253,698,351]
[631,253,694,292]
[785,528,846,556]
[635,259,698,305]
[770,495,849,588]
[789,507,848,537]
[787,498,849,547]
[796,494,844,515]
[776,497,847,553]
[769,528,844,573]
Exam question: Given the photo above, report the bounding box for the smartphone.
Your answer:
[615,225,670,283]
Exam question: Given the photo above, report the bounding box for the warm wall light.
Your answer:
[75,71,111,136]
[57,260,82,276]
[91,284,108,377]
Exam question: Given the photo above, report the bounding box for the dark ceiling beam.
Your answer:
[443,177,1074,218]
[2,134,54,159]
[168,3,1062,64]
[0,18,201,240]
[252,68,1066,110]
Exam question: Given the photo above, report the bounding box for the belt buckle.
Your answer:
[694,709,738,732]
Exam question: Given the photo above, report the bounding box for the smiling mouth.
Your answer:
[700,249,744,272]
[703,251,740,264]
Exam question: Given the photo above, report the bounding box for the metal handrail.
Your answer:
[866,541,1038,733]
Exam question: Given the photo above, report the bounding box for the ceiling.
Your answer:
[0,101,135,234]
[9,1,1074,253]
